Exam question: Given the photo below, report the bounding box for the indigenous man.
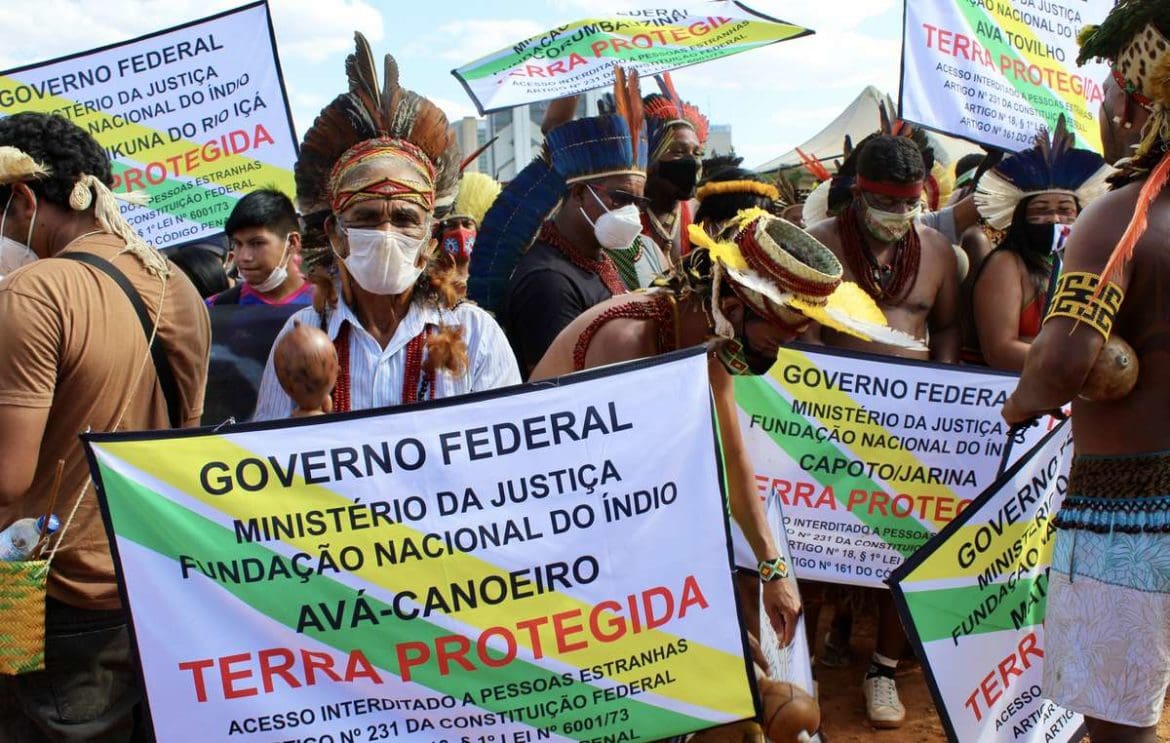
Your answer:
[0,112,210,740]
[492,112,647,378]
[804,133,959,729]
[540,78,708,264]
[254,35,519,419]
[1005,5,1170,740]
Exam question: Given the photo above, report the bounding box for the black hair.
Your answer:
[225,187,299,238]
[954,153,984,177]
[856,135,926,184]
[168,245,230,299]
[694,167,772,227]
[0,112,112,208]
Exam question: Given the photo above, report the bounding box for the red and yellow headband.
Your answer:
[856,175,924,200]
[327,137,438,214]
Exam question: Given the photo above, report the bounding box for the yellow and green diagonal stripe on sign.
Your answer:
[0,74,293,228]
[954,3,1103,151]
[98,463,722,738]
[458,18,808,80]
[93,435,749,724]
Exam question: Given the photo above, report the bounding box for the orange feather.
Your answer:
[1096,151,1170,295]
[796,147,831,182]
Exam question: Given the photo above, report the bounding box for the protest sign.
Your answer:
[734,345,1053,588]
[84,349,758,742]
[889,421,1083,743]
[452,3,811,114]
[0,2,298,248]
[899,0,1112,152]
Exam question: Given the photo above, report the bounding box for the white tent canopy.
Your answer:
[753,86,982,173]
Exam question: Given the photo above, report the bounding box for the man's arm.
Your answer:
[469,311,522,391]
[709,358,801,646]
[541,95,579,135]
[0,287,60,505]
[926,229,960,363]
[1004,192,1134,423]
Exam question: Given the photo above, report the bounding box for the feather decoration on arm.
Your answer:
[1095,151,1170,293]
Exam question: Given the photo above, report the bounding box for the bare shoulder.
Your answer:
[1063,184,1148,268]
[582,316,659,368]
[917,223,957,259]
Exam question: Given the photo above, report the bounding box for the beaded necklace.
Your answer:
[572,292,679,371]
[329,320,436,413]
[604,236,646,290]
[838,200,921,303]
[538,222,627,296]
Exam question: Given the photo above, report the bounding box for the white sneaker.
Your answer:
[863,675,906,729]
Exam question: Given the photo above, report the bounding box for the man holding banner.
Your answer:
[806,132,959,729]
[1005,4,1170,739]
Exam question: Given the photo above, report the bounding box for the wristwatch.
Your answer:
[758,556,789,581]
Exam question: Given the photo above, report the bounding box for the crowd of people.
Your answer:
[0,1,1168,740]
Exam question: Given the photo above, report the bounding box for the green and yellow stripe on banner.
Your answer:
[97,463,713,738]
[92,432,748,732]
[736,350,968,556]
[0,75,293,228]
[954,3,1103,151]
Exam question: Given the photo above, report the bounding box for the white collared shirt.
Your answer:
[253,296,520,421]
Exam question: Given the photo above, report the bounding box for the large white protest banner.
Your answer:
[890,422,1084,743]
[899,1,1112,152]
[0,2,298,248]
[84,349,759,742]
[453,3,811,114]
[734,345,1056,588]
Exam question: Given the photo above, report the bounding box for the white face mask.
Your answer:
[339,226,427,295]
[0,189,37,277]
[580,185,643,249]
[247,234,292,293]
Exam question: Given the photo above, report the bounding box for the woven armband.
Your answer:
[758,556,790,581]
[1043,271,1125,340]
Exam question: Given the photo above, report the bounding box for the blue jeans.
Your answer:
[0,598,146,742]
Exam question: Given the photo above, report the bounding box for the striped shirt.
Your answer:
[253,296,520,421]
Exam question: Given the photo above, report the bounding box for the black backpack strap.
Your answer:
[60,252,183,429]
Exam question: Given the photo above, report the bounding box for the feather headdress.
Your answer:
[687,212,924,350]
[448,172,501,226]
[469,71,647,312]
[295,32,461,262]
[644,72,710,162]
[975,115,1113,230]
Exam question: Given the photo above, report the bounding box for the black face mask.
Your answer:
[1022,222,1056,256]
[655,157,702,199]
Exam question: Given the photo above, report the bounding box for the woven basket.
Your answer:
[0,558,48,674]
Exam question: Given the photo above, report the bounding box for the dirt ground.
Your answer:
[810,608,1170,742]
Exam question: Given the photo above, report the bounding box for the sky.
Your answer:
[0,0,904,169]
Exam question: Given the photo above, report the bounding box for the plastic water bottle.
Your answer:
[0,515,60,561]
